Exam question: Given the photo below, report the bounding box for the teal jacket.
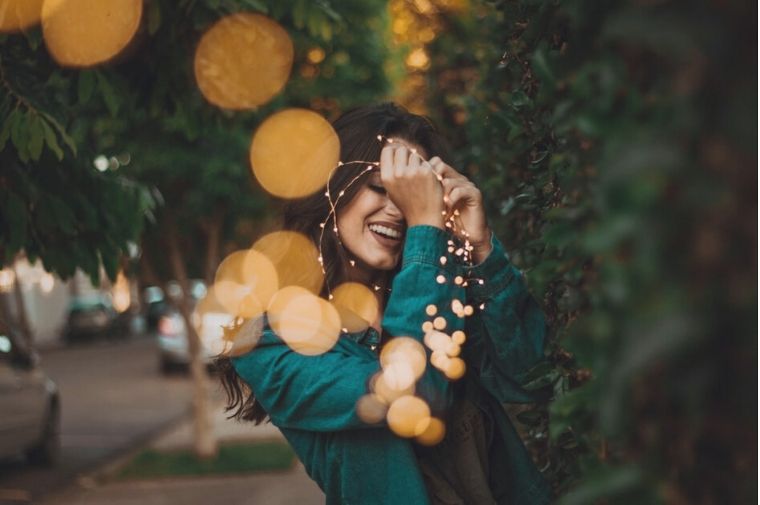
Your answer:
[233,226,551,504]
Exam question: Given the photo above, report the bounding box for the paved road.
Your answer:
[0,337,194,504]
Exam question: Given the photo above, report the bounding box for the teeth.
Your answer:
[369,224,401,239]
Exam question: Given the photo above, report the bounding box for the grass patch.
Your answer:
[116,441,295,480]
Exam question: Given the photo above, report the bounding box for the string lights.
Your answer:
[317,134,485,299]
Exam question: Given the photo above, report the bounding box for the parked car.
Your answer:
[62,294,118,343]
[0,321,60,465]
[155,280,225,374]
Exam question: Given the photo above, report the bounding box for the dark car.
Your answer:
[0,321,60,465]
[62,294,117,343]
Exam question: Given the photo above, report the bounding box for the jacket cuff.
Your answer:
[401,225,452,269]
[464,234,517,300]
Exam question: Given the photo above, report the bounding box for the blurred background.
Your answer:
[0,0,755,504]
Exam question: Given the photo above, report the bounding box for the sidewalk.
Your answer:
[39,400,324,505]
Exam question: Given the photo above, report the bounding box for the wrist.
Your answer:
[469,229,493,264]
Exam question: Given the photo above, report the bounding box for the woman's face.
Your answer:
[336,138,425,274]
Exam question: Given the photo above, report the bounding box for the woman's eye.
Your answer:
[368,184,387,195]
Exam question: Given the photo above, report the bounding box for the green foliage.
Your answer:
[427,0,755,502]
[0,0,391,284]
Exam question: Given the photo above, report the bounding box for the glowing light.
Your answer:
[380,337,427,386]
[252,231,324,294]
[194,13,293,110]
[423,330,450,353]
[371,370,415,404]
[445,341,461,357]
[214,248,278,318]
[451,330,466,345]
[250,108,340,198]
[464,305,474,316]
[356,394,388,424]
[387,395,431,438]
[430,350,450,370]
[436,274,446,284]
[454,275,464,285]
[306,47,325,64]
[331,282,379,333]
[405,47,430,70]
[432,316,446,330]
[421,321,434,333]
[415,417,446,446]
[444,357,466,380]
[425,304,437,316]
[0,0,43,32]
[267,286,340,355]
[42,0,142,67]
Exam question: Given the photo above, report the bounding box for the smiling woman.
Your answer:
[216,103,551,505]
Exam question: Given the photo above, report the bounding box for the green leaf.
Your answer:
[147,0,162,35]
[27,115,45,161]
[95,71,121,117]
[78,71,96,104]
[40,118,64,160]
[0,191,27,259]
[0,108,16,150]
[39,111,76,156]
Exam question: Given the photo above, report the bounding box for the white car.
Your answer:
[0,322,60,465]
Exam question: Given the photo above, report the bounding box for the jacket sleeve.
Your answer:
[462,233,548,403]
[231,225,465,431]
[382,225,466,413]
[232,329,381,431]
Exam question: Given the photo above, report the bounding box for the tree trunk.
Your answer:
[12,265,34,348]
[166,220,217,459]
[201,205,224,286]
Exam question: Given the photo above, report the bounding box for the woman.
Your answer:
[218,103,551,504]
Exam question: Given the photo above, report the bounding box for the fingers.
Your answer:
[429,156,465,181]
[442,178,480,209]
[380,145,395,182]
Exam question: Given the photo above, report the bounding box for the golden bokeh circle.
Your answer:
[331,282,379,333]
[42,0,142,67]
[380,337,427,384]
[387,395,431,438]
[214,248,279,318]
[415,417,446,446]
[356,394,388,424]
[267,286,339,355]
[250,108,340,198]
[0,0,43,32]
[194,12,293,109]
[252,231,324,294]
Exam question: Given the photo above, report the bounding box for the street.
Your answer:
[0,337,193,503]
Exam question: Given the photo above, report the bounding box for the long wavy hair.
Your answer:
[217,102,453,424]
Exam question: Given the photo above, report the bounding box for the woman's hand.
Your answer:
[380,144,445,229]
[428,157,493,263]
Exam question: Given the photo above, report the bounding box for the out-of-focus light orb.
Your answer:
[214,249,278,318]
[219,316,264,357]
[267,286,339,355]
[371,371,414,404]
[444,357,466,380]
[94,155,109,172]
[380,337,427,383]
[425,304,437,316]
[415,417,445,446]
[0,0,43,32]
[423,330,450,352]
[451,330,466,345]
[356,394,387,424]
[252,231,323,294]
[250,108,339,199]
[405,47,430,70]
[432,316,447,330]
[387,395,431,438]
[306,47,325,64]
[194,12,293,110]
[42,0,142,67]
[331,282,378,332]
